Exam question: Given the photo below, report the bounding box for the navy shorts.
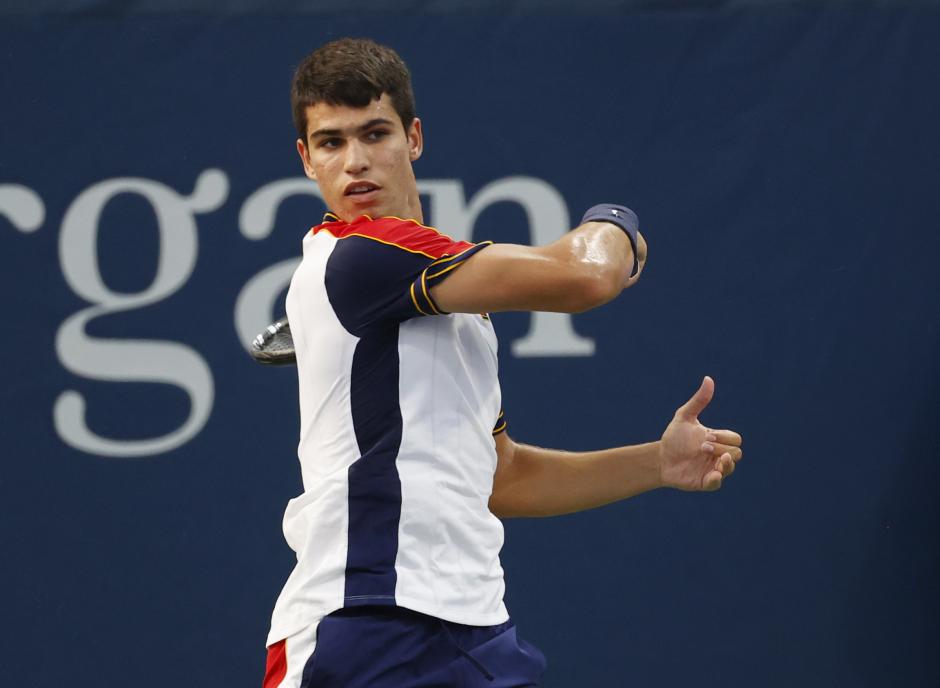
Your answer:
[265,606,546,688]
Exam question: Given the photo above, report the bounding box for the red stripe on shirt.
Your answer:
[313,215,474,259]
[262,640,287,688]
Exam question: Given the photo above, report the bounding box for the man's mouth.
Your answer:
[344,182,380,196]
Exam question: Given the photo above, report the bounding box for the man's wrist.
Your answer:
[616,440,667,493]
[650,439,666,489]
[580,204,640,277]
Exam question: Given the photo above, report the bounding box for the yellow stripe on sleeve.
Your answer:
[426,261,465,281]
[421,271,442,315]
[410,282,429,316]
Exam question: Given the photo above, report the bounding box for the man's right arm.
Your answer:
[430,221,646,315]
[487,376,743,519]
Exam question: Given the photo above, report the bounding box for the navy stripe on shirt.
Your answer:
[344,328,403,604]
[323,230,495,607]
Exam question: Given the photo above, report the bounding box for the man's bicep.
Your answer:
[430,242,601,314]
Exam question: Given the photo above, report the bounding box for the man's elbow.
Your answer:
[566,263,626,312]
[489,479,520,518]
[488,490,538,519]
[488,494,511,519]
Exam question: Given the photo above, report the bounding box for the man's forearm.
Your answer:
[430,221,640,316]
[488,439,664,518]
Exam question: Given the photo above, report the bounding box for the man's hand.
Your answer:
[659,376,743,491]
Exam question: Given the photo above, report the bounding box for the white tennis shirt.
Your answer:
[267,213,509,645]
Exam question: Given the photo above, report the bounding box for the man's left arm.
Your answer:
[489,376,743,518]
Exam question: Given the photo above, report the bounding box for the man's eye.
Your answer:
[320,138,342,149]
[366,130,389,141]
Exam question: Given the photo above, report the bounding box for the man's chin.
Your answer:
[338,199,379,219]
[343,203,402,221]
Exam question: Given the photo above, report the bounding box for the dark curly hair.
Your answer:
[291,37,416,141]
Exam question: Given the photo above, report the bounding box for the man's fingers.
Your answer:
[702,469,722,491]
[701,454,734,491]
[676,375,715,421]
[701,442,742,462]
[718,453,735,477]
[710,429,743,447]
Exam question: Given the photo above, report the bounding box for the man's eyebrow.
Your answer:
[309,118,395,140]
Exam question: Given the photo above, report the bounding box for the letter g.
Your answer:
[54,170,228,457]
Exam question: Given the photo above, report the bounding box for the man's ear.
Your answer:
[408,118,424,162]
[297,139,317,180]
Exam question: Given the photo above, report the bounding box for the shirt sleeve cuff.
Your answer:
[409,241,493,317]
[492,409,507,435]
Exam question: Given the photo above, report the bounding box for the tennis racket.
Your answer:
[250,316,296,366]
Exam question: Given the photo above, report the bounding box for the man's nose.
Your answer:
[344,139,370,175]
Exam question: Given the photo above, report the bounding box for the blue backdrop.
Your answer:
[2,4,938,687]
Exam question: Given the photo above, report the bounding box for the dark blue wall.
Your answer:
[2,6,938,687]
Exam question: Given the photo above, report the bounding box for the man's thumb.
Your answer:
[676,376,715,420]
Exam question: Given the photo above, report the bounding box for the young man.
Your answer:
[263,38,743,688]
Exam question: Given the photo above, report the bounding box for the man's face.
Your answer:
[297,93,423,222]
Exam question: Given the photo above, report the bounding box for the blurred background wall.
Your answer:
[2,1,938,685]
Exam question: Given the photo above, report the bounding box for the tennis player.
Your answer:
[262,38,743,688]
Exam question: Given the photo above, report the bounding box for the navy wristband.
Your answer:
[580,204,640,277]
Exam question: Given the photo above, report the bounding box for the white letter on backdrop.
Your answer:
[54,169,228,457]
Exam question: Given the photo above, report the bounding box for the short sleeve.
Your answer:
[322,217,491,337]
[408,243,491,316]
